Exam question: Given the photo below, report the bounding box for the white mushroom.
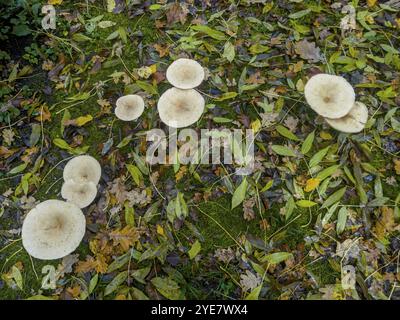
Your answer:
[22,200,86,260]
[166,58,205,89]
[63,155,101,185]
[61,180,97,209]
[325,101,368,133]
[115,94,145,121]
[157,87,205,128]
[304,73,355,119]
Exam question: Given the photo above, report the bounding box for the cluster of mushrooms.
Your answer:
[21,156,101,260]
[115,58,206,128]
[20,62,367,262]
[304,73,368,133]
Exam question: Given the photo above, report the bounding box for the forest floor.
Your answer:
[0,0,399,300]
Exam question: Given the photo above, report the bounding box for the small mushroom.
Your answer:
[304,73,355,119]
[115,94,145,121]
[61,180,97,208]
[157,87,205,128]
[63,155,101,185]
[166,58,205,89]
[325,101,368,133]
[22,200,86,260]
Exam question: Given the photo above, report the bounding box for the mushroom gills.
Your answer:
[325,101,368,133]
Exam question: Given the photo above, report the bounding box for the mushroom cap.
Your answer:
[157,87,205,128]
[304,73,355,119]
[61,180,97,209]
[166,58,205,89]
[22,200,86,260]
[325,101,368,133]
[63,155,101,185]
[115,95,145,121]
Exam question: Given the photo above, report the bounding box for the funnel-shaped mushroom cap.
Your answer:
[115,95,145,121]
[22,200,86,260]
[158,87,205,128]
[325,101,368,133]
[304,74,355,119]
[63,155,101,185]
[166,58,205,89]
[61,180,97,208]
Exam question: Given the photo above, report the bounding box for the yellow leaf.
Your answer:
[67,285,81,298]
[35,105,51,122]
[304,178,321,192]
[156,224,165,236]
[251,119,262,133]
[107,0,115,12]
[175,166,187,181]
[394,159,400,175]
[320,131,333,140]
[149,64,157,74]
[373,206,400,241]
[49,0,63,5]
[75,115,93,126]
[367,0,377,7]
[109,226,140,251]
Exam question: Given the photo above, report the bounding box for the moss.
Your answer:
[0,243,54,300]
[194,196,265,251]
[306,258,340,286]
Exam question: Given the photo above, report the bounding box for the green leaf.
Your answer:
[309,146,330,168]
[13,24,31,36]
[296,200,317,208]
[149,4,162,10]
[260,180,273,193]
[276,125,300,141]
[89,274,99,294]
[322,202,339,226]
[301,130,315,154]
[223,41,235,62]
[245,285,262,300]
[72,33,92,42]
[151,277,181,300]
[117,135,133,148]
[316,165,340,181]
[213,117,233,123]
[214,92,238,101]
[262,252,293,264]
[124,204,135,226]
[104,271,128,296]
[98,21,116,28]
[271,145,296,157]
[126,164,143,186]
[232,178,248,209]
[118,26,127,43]
[321,187,347,209]
[289,9,311,19]
[29,123,41,147]
[191,25,226,40]
[391,117,400,132]
[188,240,201,260]
[9,163,27,175]
[11,266,23,290]
[136,80,158,95]
[107,0,116,12]
[53,138,71,150]
[381,44,399,54]
[285,196,296,221]
[336,207,348,234]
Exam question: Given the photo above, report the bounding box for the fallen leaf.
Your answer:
[295,39,322,62]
